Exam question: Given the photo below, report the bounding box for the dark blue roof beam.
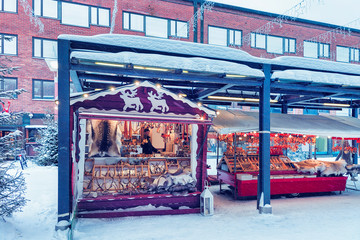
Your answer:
[282,93,345,106]
[271,82,360,96]
[77,73,230,90]
[197,84,236,100]
[70,63,263,88]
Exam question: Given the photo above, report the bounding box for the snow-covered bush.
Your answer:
[34,115,58,166]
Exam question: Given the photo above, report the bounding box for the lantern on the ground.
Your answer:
[200,180,214,216]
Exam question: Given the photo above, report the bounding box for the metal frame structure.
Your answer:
[57,34,360,223]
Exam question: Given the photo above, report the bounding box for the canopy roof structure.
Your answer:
[60,34,360,110]
[56,33,360,221]
[213,109,360,138]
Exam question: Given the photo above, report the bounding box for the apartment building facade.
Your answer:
[1,0,360,154]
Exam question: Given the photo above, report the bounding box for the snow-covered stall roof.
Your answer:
[71,81,216,120]
[213,109,360,138]
[59,33,263,64]
[270,56,360,76]
[71,51,264,78]
[60,34,360,77]
[271,69,360,87]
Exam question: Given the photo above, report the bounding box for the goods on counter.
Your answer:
[217,155,296,173]
[83,157,194,197]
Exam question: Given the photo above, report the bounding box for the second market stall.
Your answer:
[213,109,360,198]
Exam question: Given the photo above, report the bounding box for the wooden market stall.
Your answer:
[70,81,215,218]
[213,109,360,198]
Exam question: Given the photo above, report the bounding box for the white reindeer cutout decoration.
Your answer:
[119,89,143,111]
[148,90,169,113]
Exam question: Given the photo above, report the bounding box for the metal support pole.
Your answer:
[352,108,358,164]
[56,39,71,229]
[257,64,272,214]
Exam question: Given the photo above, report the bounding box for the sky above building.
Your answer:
[213,0,360,30]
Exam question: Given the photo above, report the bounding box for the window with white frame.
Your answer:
[250,33,266,49]
[208,26,227,46]
[170,20,188,38]
[0,33,17,55]
[267,35,283,54]
[336,46,350,62]
[303,41,329,58]
[208,26,242,47]
[284,38,296,53]
[33,0,58,18]
[251,33,295,54]
[61,2,89,27]
[90,6,110,27]
[145,16,168,38]
[0,0,16,12]
[350,48,360,62]
[123,12,144,32]
[229,29,242,46]
[33,38,57,59]
[32,79,54,100]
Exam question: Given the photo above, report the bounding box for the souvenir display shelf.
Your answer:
[218,154,347,198]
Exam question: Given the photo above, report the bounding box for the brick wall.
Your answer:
[1,0,360,115]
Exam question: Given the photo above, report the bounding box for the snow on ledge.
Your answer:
[272,69,360,87]
[59,33,262,64]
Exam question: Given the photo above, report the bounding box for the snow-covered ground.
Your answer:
[1,161,360,240]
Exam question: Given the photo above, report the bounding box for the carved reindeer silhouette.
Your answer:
[119,89,143,111]
[148,91,169,113]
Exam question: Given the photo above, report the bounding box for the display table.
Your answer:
[218,170,347,197]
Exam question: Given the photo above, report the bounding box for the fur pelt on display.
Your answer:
[294,159,348,176]
[87,119,122,157]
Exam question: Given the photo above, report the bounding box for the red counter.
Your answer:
[218,170,347,197]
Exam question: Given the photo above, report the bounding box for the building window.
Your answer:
[61,2,89,27]
[251,33,295,54]
[208,26,242,47]
[0,33,17,55]
[170,20,188,38]
[0,0,16,12]
[145,16,168,38]
[33,0,58,19]
[123,12,144,32]
[90,6,110,27]
[1,77,17,91]
[0,78,17,98]
[336,46,360,63]
[284,38,296,53]
[303,41,330,58]
[250,33,266,49]
[350,48,360,62]
[33,38,57,59]
[32,79,54,100]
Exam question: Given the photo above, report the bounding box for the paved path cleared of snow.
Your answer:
[1,164,360,240]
